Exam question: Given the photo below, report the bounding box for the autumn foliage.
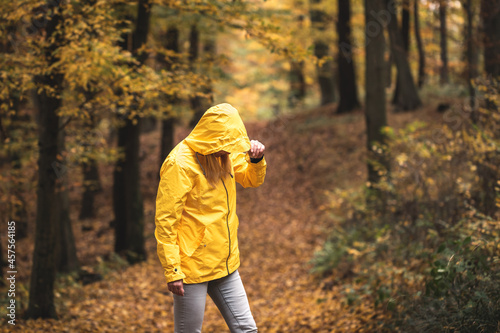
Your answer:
[0,0,499,331]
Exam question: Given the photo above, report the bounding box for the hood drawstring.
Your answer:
[195,152,206,176]
[195,151,234,179]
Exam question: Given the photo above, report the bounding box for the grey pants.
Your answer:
[173,270,257,333]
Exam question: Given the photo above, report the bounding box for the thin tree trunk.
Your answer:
[337,0,360,113]
[477,0,499,216]
[310,0,336,105]
[481,0,500,77]
[386,0,422,111]
[159,26,179,172]
[188,25,202,126]
[79,112,102,220]
[414,0,426,87]
[439,0,449,83]
[113,0,150,264]
[288,13,306,107]
[289,60,306,107]
[26,1,64,319]
[402,0,411,52]
[464,0,478,115]
[56,129,79,273]
[79,159,101,219]
[188,25,214,128]
[365,0,388,184]
[113,119,145,263]
[391,0,411,102]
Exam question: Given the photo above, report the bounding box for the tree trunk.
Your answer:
[79,112,102,220]
[159,26,179,172]
[56,129,79,273]
[481,0,500,77]
[113,119,145,262]
[402,0,411,52]
[188,25,203,126]
[188,25,214,128]
[386,0,422,111]
[464,0,478,115]
[392,0,411,102]
[26,1,64,319]
[79,159,101,220]
[439,0,449,83]
[477,0,499,216]
[337,0,360,113]
[289,60,306,107]
[414,0,426,87]
[310,0,336,105]
[113,0,150,264]
[288,14,306,108]
[364,0,388,184]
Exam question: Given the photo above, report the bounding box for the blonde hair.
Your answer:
[196,153,232,187]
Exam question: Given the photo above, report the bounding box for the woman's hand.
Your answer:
[168,279,184,296]
[249,140,265,159]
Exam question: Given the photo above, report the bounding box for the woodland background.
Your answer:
[0,0,499,332]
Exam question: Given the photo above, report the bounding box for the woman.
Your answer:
[155,103,267,333]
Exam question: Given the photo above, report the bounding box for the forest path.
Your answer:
[2,105,439,332]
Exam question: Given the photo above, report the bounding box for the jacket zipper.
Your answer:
[221,178,231,275]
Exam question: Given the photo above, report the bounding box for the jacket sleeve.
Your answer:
[232,152,267,188]
[155,159,194,283]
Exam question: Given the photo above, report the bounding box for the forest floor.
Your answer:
[1,100,444,332]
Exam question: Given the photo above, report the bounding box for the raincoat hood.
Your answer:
[184,103,251,155]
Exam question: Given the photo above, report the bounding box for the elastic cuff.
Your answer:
[165,270,186,283]
[250,155,264,163]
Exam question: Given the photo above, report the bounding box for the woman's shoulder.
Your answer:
[164,141,198,172]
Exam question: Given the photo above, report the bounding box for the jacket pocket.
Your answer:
[180,227,205,257]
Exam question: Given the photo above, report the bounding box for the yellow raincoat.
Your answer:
[155,103,267,284]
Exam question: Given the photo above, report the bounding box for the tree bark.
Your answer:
[414,0,426,87]
[391,0,411,102]
[481,0,500,77]
[289,60,306,107]
[310,0,336,105]
[337,0,360,113]
[79,112,102,220]
[26,1,64,319]
[289,13,306,108]
[439,0,449,83]
[159,26,179,172]
[113,119,145,262]
[464,0,478,114]
[402,0,411,52]
[365,0,388,184]
[113,0,150,264]
[477,0,499,216]
[56,129,79,273]
[188,25,214,128]
[386,0,422,111]
[79,159,101,220]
